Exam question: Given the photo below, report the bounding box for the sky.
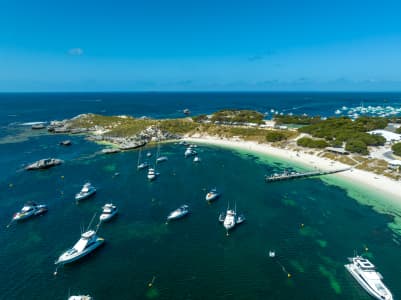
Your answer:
[1,0,401,92]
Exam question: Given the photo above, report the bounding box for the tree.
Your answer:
[392,143,401,156]
[266,131,287,142]
[345,140,368,155]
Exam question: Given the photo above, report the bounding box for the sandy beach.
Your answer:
[183,135,401,202]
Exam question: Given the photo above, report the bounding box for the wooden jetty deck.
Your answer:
[265,168,351,182]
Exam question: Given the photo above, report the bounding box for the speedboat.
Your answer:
[55,230,104,265]
[193,156,201,163]
[99,203,118,222]
[147,168,159,181]
[75,183,96,201]
[167,205,189,221]
[68,296,92,300]
[219,203,245,233]
[345,255,393,300]
[12,201,48,222]
[205,189,220,202]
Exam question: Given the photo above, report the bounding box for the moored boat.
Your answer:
[75,183,96,201]
[184,147,197,158]
[219,202,245,234]
[345,255,393,300]
[99,203,118,222]
[167,205,189,221]
[12,201,48,222]
[147,168,159,181]
[193,156,201,163]
[205,188,220,202]
[25,158,62,170]
[68,296,92,300]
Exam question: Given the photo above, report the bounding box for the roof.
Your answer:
[368,130,401,142]
[325,147,349,154]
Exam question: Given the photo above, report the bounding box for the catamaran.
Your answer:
[345,255,393,300]
[219,202,245,233]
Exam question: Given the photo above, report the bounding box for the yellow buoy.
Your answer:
[287,273,292,278]
[148,283,152,288]
[365,247,369,251]
[301,223,304,228]
[9,183,13,188]
[61,175,64,179]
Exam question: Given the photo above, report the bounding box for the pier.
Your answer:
[265,168,351,182]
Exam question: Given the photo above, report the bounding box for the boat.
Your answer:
[268,250,276,258]
[146,152,152,158]
[99,203,118,222]
[183,108,191,115]
[155,143,168,164]
[60,140,72,146]
[68,296,92,300]
[75,183,96,201]
[345,255,393,300]
[219,202,245,233]
[137,148,149,170]
[31,123,45,130]
[55,216,104,265]
[147,168,159,181]
[193,156,201,163]
[25,158,62,170]
[184,147,197,158]
[101,148,121,154]
[12,201,48,222]
[167,205,189,221]
[205,188,220,202]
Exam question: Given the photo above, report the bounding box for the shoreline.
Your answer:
[183,135,401,209]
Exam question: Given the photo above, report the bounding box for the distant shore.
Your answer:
[183,135,401,203]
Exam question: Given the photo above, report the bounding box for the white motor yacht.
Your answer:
[147,168,159,181]
[184,147,197,158]
[68,295,92,300]
[193,156,201,163]
[219,203,245,233]
[99,203,118,222]
[55,230,104,265]
[205,189,220,202]
[75,183,96,201]
[167,205,189,221]
[345,255,393,300]
[12,201,48,222]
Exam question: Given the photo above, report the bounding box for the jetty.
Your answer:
[265,168,351,182]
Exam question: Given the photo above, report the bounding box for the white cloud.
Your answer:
[68,48,84,56]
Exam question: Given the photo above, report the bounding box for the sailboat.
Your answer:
[137,148,149,170]
[156,143,168,164]
[147,153,160,181]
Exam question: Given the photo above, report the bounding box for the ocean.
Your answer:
[0,92,400,300]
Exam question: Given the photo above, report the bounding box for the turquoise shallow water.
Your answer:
[0,133,401,300]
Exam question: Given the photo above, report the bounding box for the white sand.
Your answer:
[183,135,401,201]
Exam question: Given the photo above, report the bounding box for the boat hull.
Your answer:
[345,264,393,300]
[55,238,105,265]
[100,210,118,222]
[75,190,96,201]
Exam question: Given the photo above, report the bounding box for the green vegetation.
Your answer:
[274,115,322,125]
[192,114,208,122]
[392,142,401,156]
[210,109,264,124]
[265,131,288,142]
[297,137,328,148]
[158,119,198,135]
[395,127,401,134]
[297,116,387,154]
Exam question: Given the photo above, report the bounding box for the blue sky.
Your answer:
[1,0,401,91]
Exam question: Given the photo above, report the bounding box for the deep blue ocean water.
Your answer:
[0,93,401,300]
